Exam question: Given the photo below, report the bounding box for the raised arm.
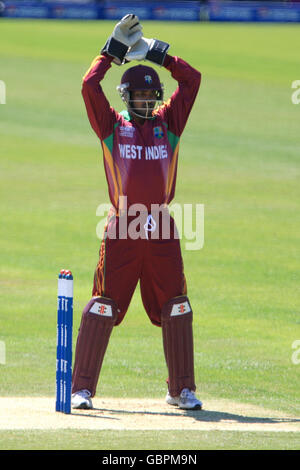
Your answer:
[82,14,143,141]
[81,54,117,141]
[159,54,201,137]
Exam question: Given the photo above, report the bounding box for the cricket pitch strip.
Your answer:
[1,397,300,432]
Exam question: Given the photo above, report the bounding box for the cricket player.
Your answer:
[71,15,202,410]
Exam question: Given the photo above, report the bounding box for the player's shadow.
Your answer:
[182,409,300,425]
[74,406,300,425]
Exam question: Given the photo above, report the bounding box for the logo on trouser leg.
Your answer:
[170,301,191,317]
[89,302,113,317]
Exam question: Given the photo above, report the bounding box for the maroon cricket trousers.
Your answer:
[93,208,187,326]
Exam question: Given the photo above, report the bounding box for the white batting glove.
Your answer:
[101,14,143,65]
[126,37,170,66]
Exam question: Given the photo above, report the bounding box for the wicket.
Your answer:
[56,269,73,414]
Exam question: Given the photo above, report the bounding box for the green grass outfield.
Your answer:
[0,19,299,450]
[1,430,299,451]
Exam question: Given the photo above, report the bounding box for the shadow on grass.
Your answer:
[73,406,300,425]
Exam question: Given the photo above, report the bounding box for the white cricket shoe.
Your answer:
[71,389,93,409]
[166,388,202,410]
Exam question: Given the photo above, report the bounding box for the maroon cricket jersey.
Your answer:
[82,54,201,212]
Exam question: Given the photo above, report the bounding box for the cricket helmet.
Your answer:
[117,65,164,119]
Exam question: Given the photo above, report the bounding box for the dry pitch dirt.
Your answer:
[1,397,300,432]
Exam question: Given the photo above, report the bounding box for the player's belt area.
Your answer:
[113,205,176,240]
